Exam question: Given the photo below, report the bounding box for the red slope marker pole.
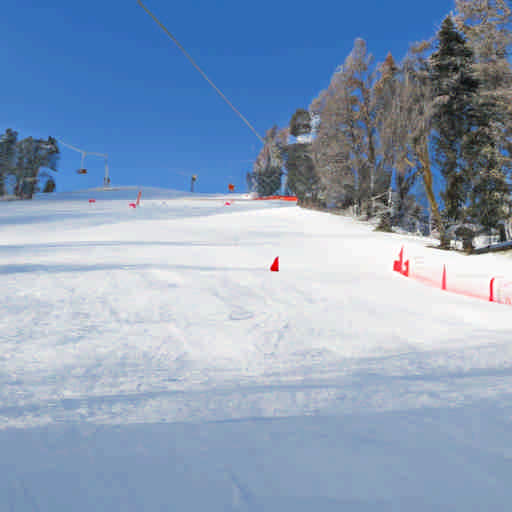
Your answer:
[393,246,404,273]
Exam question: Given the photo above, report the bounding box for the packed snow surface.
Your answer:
[1,187,512,511]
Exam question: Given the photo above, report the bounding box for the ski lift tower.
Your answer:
[58,139,111,187]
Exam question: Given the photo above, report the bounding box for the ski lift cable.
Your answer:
[57,139,85,155]
[57,139,108,159]
[137,0,265,145]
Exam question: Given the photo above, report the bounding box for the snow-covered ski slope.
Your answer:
[2,187,512,511]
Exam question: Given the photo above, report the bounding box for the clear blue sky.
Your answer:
[1,0,452,194]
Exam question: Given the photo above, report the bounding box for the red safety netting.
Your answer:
[253,195,298,202]
[392,246,512,306]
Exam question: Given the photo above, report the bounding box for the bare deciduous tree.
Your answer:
[393,44,448,246]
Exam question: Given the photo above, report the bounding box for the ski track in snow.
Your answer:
[0,189,511,430]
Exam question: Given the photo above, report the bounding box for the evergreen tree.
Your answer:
[254,165,282,197]
[455,0,512,234]
[285,143,319,204]
[42,175,56,193]
[246,171,255,193]
[285,106,319,205]
[430,15,479,224]
[0,129,18,196]
[289,108,312,138]
[251,126,287,197]
[15,136,59,198]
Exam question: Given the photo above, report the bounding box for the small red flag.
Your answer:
[270,257,279,272]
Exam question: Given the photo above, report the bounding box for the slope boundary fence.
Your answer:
[393,246,512,306]
[253,195,298,202]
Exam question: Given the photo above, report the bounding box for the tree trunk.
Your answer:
[417,141,448,248]
[366,125,377,219]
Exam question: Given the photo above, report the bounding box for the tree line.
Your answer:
[0,129,59,199]
[248,0,512,250]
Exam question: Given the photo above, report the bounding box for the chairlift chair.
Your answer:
[76,150,88,175]
[59,138,109,184]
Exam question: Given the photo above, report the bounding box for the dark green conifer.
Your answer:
[430,15,478,224]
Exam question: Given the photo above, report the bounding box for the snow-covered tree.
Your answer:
[310,79,357,209]
[286,109,319,205]
[374,52,419,226]
[250,126,288,197]
[455,0,512,233]
[15,136,59,199]
[310,39,392,216]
